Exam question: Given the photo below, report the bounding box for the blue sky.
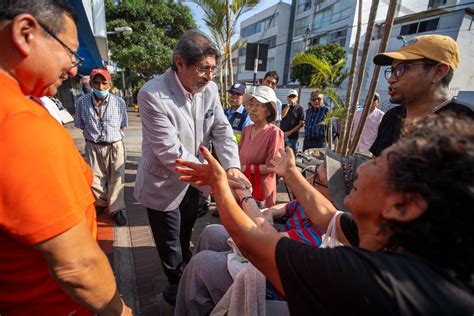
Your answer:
[183,0,291,43]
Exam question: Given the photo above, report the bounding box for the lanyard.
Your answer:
[91,94,109,138]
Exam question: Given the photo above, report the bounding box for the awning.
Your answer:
[70,1,105,75]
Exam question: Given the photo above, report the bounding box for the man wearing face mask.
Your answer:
[75,69,128,226]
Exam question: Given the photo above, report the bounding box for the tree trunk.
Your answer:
[349,0,399,155]
[342,0,379,155]
[225,0,232,103]
[337,0,362,155]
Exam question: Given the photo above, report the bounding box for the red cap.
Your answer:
[90,69,112,82]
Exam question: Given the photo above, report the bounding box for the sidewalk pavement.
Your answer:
[66,110,289,316]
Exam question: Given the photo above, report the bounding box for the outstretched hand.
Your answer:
[176,146,227,188]
[268,147,296,177]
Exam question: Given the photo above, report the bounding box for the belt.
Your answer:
[86,139,119,146]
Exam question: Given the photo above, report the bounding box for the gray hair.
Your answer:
[171,29,220,71]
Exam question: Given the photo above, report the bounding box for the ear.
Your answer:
[432,63,450,84]
[10,14,39,57]
[174,55,186,72]
[382,192,428,222]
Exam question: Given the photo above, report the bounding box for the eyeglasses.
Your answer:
[311,97,323,101]
[384,62,436,80]
[193,64,219,76]
[38,21,83,68]
[288,95,297,98]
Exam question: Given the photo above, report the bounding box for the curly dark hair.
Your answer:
[385,113,474,285]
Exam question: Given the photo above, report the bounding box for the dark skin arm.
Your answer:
[176,147,285,294]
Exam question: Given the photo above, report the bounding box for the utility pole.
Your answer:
[252,44,260,86]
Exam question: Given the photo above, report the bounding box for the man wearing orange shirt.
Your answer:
[0,1,131,315]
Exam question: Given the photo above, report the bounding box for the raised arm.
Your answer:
[176,147,285,294]
[268,147,337,232]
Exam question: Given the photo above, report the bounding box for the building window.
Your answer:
[238,46,246,57]
[328,29,347,47]
[267,57,275,71]
[400,18,439,36]
[239,63,246,73]
[297,0,312,13]
[312,8,331,30]
[331,0,351,23]
[292,41,305,58]
[310,34,328,46]
[258,36,277,49]
[295,16,311,36]
[240,14,279,37]
[428,0,447,9]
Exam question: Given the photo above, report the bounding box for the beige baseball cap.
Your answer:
[373,34,460,70]
[243,86,278,112]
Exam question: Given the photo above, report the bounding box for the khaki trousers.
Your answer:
[85,140,126,214]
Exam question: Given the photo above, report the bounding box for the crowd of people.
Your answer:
[1,0,473,315]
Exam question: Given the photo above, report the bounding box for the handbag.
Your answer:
[320,211,345,248]
[245,164,264,201]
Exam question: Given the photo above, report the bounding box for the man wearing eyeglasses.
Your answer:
[370,34,473,156]
[303,90,331,151]
[135,29,250,306]
[0,1,131,315]
[74,69,128,227]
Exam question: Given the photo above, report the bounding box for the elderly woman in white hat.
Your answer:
[239,85,285,208]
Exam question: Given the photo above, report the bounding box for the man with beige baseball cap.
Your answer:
[370,34,473,156]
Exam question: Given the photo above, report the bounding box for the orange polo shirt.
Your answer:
[0,72,96,315]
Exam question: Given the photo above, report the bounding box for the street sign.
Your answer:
[245,43,269,71]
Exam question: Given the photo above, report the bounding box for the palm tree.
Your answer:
[340,0,380,156]
[337,0,362,154]
[349,0,399,155]
[193,0,259,104]
[292,53,348,149]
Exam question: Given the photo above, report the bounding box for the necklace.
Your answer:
[405,97,453,126]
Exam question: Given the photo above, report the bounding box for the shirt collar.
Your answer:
[230,104,246,114]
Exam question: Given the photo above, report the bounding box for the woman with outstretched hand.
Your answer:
[176,114,473,315]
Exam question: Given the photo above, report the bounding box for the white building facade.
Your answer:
[236,2,292,84]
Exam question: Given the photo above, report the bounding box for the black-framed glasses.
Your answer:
[38,21,83,68]
[384,62,436,80]
[193,64,219,76]
[311,97,323,101]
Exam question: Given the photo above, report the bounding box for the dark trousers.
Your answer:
[147,186,200,285]
[303,136,326,151]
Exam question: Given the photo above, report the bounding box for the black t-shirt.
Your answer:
[275,237,473,315]
[280,104,305,139]
[370,100,474,156]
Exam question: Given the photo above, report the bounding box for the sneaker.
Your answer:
[112,210,127,226]
[163,284,178,306]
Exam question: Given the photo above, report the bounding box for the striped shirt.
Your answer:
[304,105,329,138]
[74,93,128,143]
[267,200,324,300]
